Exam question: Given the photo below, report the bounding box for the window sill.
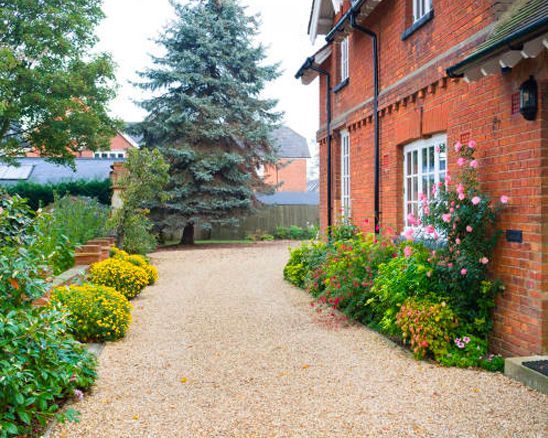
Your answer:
[333,78,349,93]
[401,10,434,41]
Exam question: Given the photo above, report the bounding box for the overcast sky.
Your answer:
[96,0,322,147]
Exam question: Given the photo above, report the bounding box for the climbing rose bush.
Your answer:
[418,140,507,336]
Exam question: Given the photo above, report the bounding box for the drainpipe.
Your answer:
[307,63,334,238]
[349,13,380,234]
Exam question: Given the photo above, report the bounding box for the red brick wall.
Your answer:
[264,159,308,192]
[313,1,548,355]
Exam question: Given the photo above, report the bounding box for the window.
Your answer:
[340,37,349,82]
[340,130,351,218]
[413,0,432,23]
[403,134,446,227]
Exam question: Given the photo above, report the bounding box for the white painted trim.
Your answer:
[403,133,447,228]
[340,130,351,219]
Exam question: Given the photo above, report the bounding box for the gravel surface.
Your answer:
[52,242,547,437]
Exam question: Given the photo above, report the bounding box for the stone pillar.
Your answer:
[110,161,128,210]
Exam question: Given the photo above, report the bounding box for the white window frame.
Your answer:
[413,0,432,23]
[340,130,351,219]
[340,37,349,82]
[403,133,447,228]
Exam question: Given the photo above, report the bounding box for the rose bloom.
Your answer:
[470,160,478,169]
[472,196,481,205]
[466,225,473,232]
[457,157,466,167]
[404,228,415,241]
[480,257,489,264]
[455,238,461,245]
[442,213,451,223]
[426,225,435,234]
[454,141,462,152]
[458,193,466,200]
[500,195,509,204]
[468,140,477,149]
[461,268,467,276]
[403,246,413,258]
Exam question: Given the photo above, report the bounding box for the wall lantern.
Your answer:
[519,76,538,121]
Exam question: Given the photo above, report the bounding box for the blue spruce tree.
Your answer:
[137,0,281,244]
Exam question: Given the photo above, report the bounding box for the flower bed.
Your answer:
[284,140,506,372]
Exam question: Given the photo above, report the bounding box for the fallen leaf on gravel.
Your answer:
[132,415,139,420]
[302,364,310,369]
[278,372,288,377]
[472,388,480,393]
[181,377,188,383]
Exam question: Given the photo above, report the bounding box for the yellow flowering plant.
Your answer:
[88,258,149,299]
[50,284,132,342]
[111,247,159,285]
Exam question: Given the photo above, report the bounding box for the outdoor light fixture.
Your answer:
[519,76,538,121]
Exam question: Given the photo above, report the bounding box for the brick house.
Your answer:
[297,0,548,356]
[25,131,139,159]
[262,126,311,192]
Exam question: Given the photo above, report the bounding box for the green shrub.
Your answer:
[34,195,110,274]
[119,212,157,255]
[284,241,329,289]
[368,244,435,335]
[88,258,149,299]
[260,233,274,241]
[396,298,459,360]
[50,284,132,342]
[314,234,396,322]
[5,179,112,210]
[0,307,97,436]
[437,335,504,372]
[274,225,317,240]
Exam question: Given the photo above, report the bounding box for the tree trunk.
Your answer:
[181,223,195,245]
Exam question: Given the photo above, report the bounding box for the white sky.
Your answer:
[96,0,322,149]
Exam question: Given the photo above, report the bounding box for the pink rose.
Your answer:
[403,246,413,258]
[456,184,465,194]
[480,257,489,264]
[472,196,481,205]
[450,207,454,213]
[470,160,478,169]
[468,140,477,149]
[466,225,473,232]
[463,336,471,343]
[442,213,451,223]
[460,268,467,276]
[455,238,461,245]
[457,157,466,167]
[447,263,453,268]
[435,145,440,153]
[454,141,462,152]
[458,193,466,200]
[500,195,509,204]
[423,205,430,215]
[407,213,418,226]
[425,225,435,234]
[404,228,415,241]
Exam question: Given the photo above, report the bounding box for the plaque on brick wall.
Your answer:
[506,230,523,243]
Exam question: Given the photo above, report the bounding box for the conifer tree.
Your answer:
[137,0,281,244]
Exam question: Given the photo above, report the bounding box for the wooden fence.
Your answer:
[194,204,319,240]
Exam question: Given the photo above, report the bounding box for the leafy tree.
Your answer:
[110,148,170,253]
[0,0,119,163]
[137,0,281,244]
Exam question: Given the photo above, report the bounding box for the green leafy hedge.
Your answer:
[5,179,112,210]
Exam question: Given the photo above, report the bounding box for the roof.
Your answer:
[0,158,121,186]
[447,0,548,77]
[257,191,319,206]
[271,126,310,158]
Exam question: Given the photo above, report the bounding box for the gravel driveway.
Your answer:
[52,242,546,437]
